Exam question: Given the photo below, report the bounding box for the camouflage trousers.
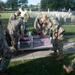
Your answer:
[68,58,75,71]
[0,39,11,72]
[52,39,63,54]
[10,34,19,51]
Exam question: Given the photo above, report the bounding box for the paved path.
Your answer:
[11,42,75,61]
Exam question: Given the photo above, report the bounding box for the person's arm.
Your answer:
[34,16,40,29]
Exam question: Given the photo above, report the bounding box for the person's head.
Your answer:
[41,13,48,24]
[20,4,25,11]
[15,11,21,16]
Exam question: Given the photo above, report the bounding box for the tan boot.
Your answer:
[50,52,57,55]
[56,54,64,60]
[10,46,16,51]
[63,65,72,73]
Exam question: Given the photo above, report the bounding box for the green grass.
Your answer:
[7,53,75,75]
[63,25,75,33]
[62,25,75,35]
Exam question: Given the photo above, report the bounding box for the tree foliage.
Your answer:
[6,0,28,10]
[19,0,28,5]
[41,0,75,11]
[0,1,5,10]
[6,0,18,10]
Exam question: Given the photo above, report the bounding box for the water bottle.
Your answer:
[18,41,20,49]
[29,31,31,36]
[28,31,33,47]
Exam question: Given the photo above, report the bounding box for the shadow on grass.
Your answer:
[1,18,8,30]
[7,53,75,75]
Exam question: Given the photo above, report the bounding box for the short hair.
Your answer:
[42,13,47,19]
[16,11,21,16]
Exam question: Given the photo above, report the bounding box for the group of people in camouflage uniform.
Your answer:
[0,5,75,75]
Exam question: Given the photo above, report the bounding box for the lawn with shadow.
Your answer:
[8,53,75,75]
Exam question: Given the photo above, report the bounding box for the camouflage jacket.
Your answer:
[0,20,9,49]
[34,17,65,40]
[7,19,23,37]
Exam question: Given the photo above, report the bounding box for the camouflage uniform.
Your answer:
[6,13,16,46]
[6,11,21,46]
[67,58,75,71]
[34,16,65,56]
[34,16,48,35]
[7,18,23,51]
[0,20,11,72]
[48,17,65,55]
[8,13,16,24]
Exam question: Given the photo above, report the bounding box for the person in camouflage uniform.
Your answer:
[63,44,75,73]
[63,58,75,73]
[0,14,11,75]
[6,11,21,46]
[7,17,24,56]
[19,5,30,34]
[34,13,65,60]
[34,13,49,36]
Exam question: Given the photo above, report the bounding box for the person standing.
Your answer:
[0,14,11,75]
[6,11,21,46]
[7,17,24,56]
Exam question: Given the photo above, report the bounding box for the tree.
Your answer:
[41,0,75,11]
[0,1,5,11]
[6,0,18,10]
[19,0,28,6]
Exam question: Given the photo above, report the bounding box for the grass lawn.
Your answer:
[62,25,75,35]
[7,53,75,75]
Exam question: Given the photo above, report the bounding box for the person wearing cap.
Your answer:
[0,14,11,75]
[19,5,30,34]
[34,13,65,60]
[7,17,24,56]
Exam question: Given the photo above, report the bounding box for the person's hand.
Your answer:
[3,49,8,55]
[20,35,24,39]
[54,32,58,38]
